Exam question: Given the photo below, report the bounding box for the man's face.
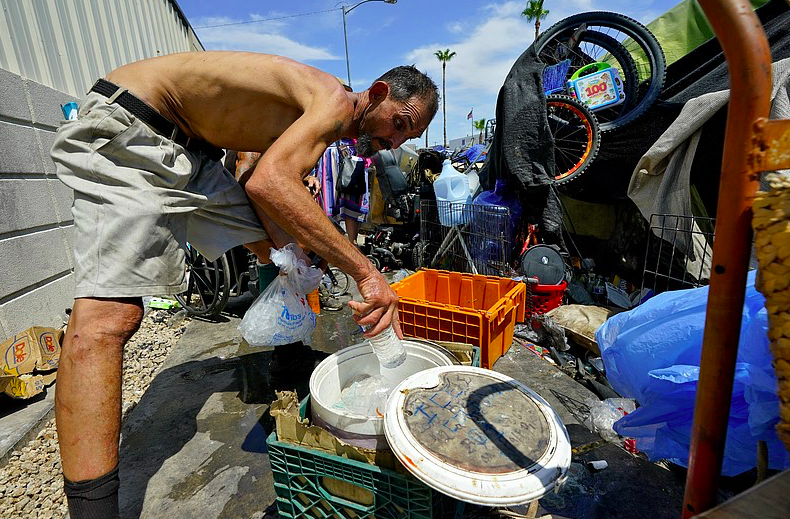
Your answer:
[356,94,431,157]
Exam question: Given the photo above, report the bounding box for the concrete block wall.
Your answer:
[0,67,79,342]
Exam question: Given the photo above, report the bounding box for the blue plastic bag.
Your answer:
[596,271,789,475]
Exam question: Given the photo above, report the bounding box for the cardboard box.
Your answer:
[1,327,61,376]
[270,391,400,472]
[0,372,56,399]
[1,327,61,400]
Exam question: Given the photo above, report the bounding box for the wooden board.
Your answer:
[695,469,790,518]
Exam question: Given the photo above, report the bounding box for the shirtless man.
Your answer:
[50,51,438,518]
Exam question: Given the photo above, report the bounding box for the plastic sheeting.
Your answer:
[596,271,790,475]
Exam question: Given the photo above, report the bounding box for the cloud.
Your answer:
[447,21,464,34]
[406,0,667,142]
[406,3,533,96]
[193,15,340,61]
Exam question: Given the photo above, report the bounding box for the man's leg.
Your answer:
[56,297,143,518]
[344,215,360,247]
[244,238,274,264]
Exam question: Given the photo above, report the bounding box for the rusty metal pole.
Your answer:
[682,1,772,517]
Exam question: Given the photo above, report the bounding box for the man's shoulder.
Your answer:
[302,77,354,129]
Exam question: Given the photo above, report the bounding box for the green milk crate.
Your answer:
[266,346,479,519]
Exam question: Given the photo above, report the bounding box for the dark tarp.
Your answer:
[478,46,566,251]
[481,0,789,211]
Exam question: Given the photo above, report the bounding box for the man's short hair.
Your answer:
[375,65,439,120]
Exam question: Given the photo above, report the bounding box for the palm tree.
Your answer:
[473,119,486,144]
[522,0,550,41]
[434,48,456,148]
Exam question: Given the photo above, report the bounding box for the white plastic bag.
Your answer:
[239,244,323,346]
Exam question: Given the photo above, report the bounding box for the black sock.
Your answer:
[64,465,120,519]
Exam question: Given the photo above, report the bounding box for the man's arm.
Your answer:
[244,108,401,338]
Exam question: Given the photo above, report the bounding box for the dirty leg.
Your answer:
[55,297,143,518]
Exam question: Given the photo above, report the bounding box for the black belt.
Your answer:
[90,79,223,162]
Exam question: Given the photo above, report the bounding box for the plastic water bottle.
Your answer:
[367,325,406,369]
[433,159,472,226]
[472,178,523,235]
[592,276,606,304]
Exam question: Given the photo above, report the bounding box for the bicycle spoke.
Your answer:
[192,269,215,292]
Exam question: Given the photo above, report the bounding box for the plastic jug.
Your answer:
[470,178,522,268]
[467,169,480,198]
[433,159,472,226]
[473,178,522,228]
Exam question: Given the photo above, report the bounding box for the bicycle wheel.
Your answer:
[546,94,601,186]
[367,254,382,271]
[323,266,350,297]
[174,247,231,317]
[535,11,666,131]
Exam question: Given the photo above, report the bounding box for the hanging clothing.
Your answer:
[314,144,339,217]
[311,139,372,222]
[336,139,370,222]
[338,167,370,222]
[628,57,790,258]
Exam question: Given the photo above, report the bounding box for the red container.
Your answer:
[525,281,567,318]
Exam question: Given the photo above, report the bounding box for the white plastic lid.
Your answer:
[383,366,571,506]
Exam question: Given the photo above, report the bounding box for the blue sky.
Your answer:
[177,0,676,147]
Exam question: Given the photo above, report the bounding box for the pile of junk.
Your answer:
[357,0,790,496]
[262,2,790,519]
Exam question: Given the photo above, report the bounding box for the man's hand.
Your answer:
[348,268,403,339]
[303,176,320,199]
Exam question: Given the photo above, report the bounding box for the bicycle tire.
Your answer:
[174,248,230,318]
[535,11,666,131]
[546,94,601,186]
[325,266,350,297]
[570,30,640,119]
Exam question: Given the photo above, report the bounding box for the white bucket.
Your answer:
[309,340,457,449]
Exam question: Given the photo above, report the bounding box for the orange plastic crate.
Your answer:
[391,269,526,368]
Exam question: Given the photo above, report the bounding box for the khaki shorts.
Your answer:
[51,92,268,299]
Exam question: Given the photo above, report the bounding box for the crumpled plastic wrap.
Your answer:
[585,398,637,443]
[332,375,395,416]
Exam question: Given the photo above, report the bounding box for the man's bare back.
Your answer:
[106,51,349,153]
[101,51,440,338]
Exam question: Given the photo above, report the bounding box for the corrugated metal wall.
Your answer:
[0,0,203,342]
[0,0,203,98]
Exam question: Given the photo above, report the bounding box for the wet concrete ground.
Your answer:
[117,287,357,519]
[117,283,688,519]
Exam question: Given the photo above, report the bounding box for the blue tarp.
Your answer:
[596,271,790,475]
[460,144,487,164]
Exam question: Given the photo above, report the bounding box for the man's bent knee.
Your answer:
[66,298,144,357]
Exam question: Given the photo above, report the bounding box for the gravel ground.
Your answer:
[0,309,189,518]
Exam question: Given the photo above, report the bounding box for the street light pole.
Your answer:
[341,0,396,90]
[342,9,351,88]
